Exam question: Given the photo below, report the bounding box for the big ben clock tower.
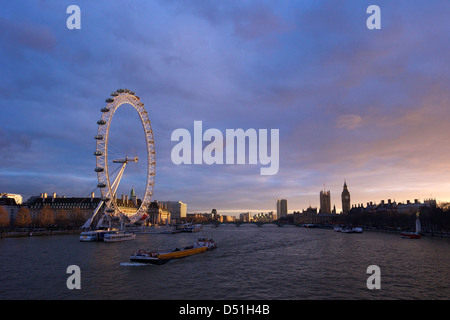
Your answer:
[341,181,351,214]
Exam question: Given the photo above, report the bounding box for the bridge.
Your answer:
[207,221,300,228]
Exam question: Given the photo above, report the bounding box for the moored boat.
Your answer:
[401,212,422,239]
[400,231,421,239]
[174,222,202,233]
[80,229,118,242]
[129,238,216,264]
[183,223,202,233]
[103,231,136,242]
[336,225,363,233]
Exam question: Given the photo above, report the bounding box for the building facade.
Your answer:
[159,201,187,219]
[1,193,23,205]
[147,201,171,225]
[26,192,102,227]
[0,197,20,225]
[239,212,251,222]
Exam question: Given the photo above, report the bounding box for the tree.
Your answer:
[55,209,69,228]
[15,207,32,228]
[70,208,87,229]
[37,206,55,228]
[0,206,10,229]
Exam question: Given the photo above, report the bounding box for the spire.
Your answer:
[130,186,136,198]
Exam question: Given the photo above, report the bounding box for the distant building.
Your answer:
[349,198,437,215]
[0,197,20,225]
[320,190,331,214]
[277,199,287,218]
[240,212,251,222]
[1,193,23,205]
[27,192,101,221]
[221,215,235,222]
[117,189,142,216]
[293,206,317,224]
[159,201,187,219]
[147,201,171,225]
[252,212,274,222]
[341,181,351,214]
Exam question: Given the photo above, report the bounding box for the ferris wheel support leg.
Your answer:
[110,162,127,199]
[81,200,104,229]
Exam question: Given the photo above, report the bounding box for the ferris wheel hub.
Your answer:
[112,156,139,164]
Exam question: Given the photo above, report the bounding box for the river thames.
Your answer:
[0,225,449,300]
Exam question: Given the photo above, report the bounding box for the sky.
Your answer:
[1,1,449,216]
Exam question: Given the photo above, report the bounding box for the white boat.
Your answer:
[183,223,202,233]
[401,213,422,239]
[80,229,118,242]
[173,222,202,233]
[341,226,363,233]
[128,225,173,234]
[335,225,363,233]
[103,231,136,242]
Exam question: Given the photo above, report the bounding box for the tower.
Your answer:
[341,181,350,214]
[276,199,287,218]
[130,187,137,207]
[320,190,331,214]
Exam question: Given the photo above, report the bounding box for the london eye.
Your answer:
[82,89,155,229]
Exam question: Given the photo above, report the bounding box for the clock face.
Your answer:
[345,196,349,200]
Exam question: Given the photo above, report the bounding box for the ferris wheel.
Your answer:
[82,89,155,229]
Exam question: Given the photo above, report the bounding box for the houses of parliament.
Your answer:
[319,181,350,214]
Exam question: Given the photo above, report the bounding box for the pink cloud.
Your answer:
[336,114,363,129]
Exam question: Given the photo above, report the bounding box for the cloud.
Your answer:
[0,16,55,55]
[1,1,449,213]
[336,114,363,129]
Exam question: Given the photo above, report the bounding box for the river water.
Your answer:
[0,225,449,300]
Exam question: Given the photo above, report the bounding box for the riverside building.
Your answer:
[159,201,187,220]
[277,199,287,218]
